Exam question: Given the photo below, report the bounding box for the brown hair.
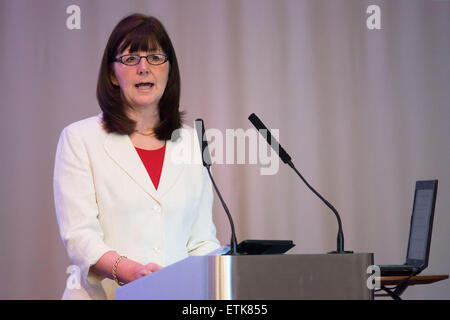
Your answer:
[96,13,183,140]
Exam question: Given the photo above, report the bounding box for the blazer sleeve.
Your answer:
[53,126,113,285]
[186,166,221,256]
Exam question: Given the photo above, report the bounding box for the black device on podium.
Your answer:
[236,239,295,255]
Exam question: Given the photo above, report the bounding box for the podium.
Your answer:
[116,253,374,300]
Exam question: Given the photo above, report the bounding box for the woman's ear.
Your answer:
[110,71,119,86]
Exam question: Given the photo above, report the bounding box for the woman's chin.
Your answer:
[129,99,160,109]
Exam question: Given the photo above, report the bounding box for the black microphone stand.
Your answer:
[195,119,239,255]
[287,160,351,254]
[205,166,238,255]
[248,113,352,254]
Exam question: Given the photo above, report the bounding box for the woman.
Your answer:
[54,13,220,300]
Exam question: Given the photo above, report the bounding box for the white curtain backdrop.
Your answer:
[0,0,449,299]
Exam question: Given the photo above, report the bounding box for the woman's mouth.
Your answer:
[135,82,154,89]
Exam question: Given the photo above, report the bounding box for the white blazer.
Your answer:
[53,114,220,299]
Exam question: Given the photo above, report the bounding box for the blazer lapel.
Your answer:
[156,136,186,199]
[104,133,159,201]
[104,132,186,203]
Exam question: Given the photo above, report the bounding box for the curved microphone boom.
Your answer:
[195,119,238,255]
[248,113,352,254]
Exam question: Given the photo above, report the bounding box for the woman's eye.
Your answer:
[125,56,139,63]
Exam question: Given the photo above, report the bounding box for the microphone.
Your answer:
[248,113,352,254]
[248,113,292,164]
[195,119,238,255]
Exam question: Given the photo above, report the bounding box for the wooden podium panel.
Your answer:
[378,274,448,286]
[374,274,449,300]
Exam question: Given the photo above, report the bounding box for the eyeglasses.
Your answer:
[113,53,168,66]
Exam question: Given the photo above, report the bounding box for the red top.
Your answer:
[135,144,166,190]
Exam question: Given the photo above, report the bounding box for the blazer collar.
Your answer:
[104,133,185,203]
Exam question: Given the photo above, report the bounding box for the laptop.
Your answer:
[378,180,438,276]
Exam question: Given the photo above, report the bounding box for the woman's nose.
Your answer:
[137,57,150,74]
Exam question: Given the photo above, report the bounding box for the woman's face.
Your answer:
[111,45,170,110]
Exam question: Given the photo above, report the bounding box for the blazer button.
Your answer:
[153,205,161,214]
[153,246,161,253]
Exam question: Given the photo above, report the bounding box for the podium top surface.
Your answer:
[116,253,374,300]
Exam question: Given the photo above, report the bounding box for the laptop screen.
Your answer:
[406,180,438,267]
